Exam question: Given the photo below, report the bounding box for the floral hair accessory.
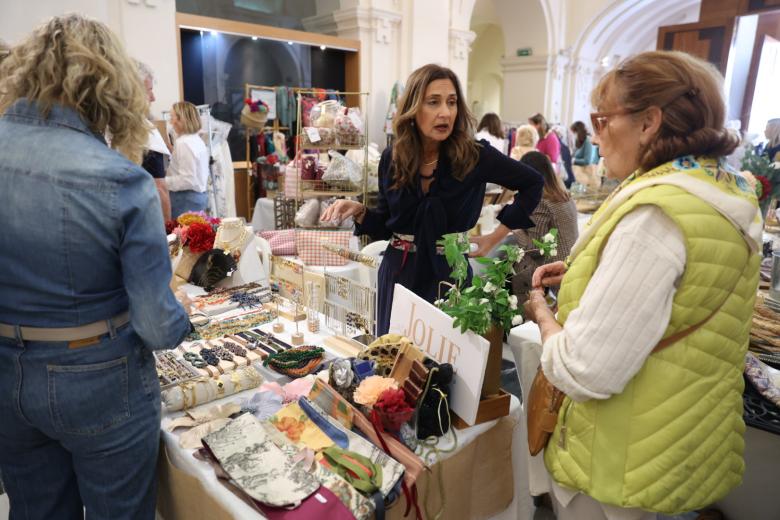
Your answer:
[353,376,398,407]
[244,98,269,113]
[185,222,216,253]
[177,211,208,227]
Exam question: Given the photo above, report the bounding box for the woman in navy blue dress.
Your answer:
[322,64,543,334]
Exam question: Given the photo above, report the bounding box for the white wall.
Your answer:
[0,0,180,119]
[468,23,504,118]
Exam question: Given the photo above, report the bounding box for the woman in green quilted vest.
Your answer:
[524,50,763,520]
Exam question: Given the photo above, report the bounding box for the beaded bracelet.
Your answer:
[222,341,247,358]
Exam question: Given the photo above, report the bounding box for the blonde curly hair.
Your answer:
[0,14,149,163]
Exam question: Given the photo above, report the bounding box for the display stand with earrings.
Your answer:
[272,296,285,333]
[321,272,376,357]
[291,301,305,345]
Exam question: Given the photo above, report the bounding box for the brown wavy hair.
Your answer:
[570,121,589,149]
[520,151,570,203]
[477,112,505,139]
[591,50,738,172]
[0,14,149,164]
[391,64,478,189]
[529,113,550,137]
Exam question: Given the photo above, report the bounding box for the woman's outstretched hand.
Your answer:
[319,199,365,224]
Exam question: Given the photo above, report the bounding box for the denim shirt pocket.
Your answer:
[48,357,131,435]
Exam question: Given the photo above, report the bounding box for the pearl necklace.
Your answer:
[214,221,248,255]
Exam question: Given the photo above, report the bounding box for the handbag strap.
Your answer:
[651,268,743,354]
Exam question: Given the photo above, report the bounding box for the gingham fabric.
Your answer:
[295,229,351,266]
[284,160,299,199]
[259,229,297,255]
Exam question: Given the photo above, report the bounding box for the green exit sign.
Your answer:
[516,48,532,57]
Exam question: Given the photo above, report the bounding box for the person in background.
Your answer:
[570,120,600,187]
[0,15,191,520]
[321,64,543,335]
[530,112,561,169]
[510,151,578,302]
[553,125,576,188]
[136,61,171,221]
[762,117,780,162]
[166,101,210,218]
[510,124,540,160]
[475,112,508,154]
[525,50,761,520]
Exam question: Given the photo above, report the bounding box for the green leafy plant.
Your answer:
[435,231,558,335]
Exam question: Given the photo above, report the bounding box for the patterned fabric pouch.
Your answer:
[302,399,405,498]
[201,414,319,507]
[259,229,297,255]
[308,378,355,429]
[270,402,334,452]
[295,229,351,266]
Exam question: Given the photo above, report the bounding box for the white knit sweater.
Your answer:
[541,205,687,402]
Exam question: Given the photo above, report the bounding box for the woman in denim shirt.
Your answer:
[0,15,190,520]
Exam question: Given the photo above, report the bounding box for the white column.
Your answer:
[303,6,402,148]
[448,28,476,97]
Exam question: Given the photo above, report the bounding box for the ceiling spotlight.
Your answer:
[288,41,294,45]
[210,30,218,36]
[252,36,258,41]
[320,45,326,50]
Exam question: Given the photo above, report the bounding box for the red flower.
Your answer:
[164,220,177,235]
[756,175,772,201]
[375,388,413,414]
[186,222,216,253]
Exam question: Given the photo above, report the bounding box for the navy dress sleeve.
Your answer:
[476,141,543,229]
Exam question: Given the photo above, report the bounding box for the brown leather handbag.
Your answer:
[526,298,733,456]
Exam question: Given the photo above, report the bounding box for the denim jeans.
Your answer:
[170,190,208,219]
[0,323,161,520]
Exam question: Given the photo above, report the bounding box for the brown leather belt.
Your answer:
[0,311,130,343]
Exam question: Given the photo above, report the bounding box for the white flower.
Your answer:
[550,248,558,257]
[483,281,497,293]
[508,295,518,310]
[516,250,525,263]
[479,298,489,305]
[543,233,554,242]
[434,299,444,307]
[512,314,524,326]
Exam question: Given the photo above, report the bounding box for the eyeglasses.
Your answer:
[590,109,642,135]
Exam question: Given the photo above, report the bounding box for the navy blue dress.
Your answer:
[356,140,544,335]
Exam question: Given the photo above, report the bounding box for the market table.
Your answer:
[156,314,526,520]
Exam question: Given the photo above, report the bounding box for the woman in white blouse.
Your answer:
[167,101,210,218]
[524,51,762,520]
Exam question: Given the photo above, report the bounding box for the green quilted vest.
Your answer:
[544,157,761,514]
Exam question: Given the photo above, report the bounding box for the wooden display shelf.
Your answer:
[299,143,365,151]
[301,189,362,198]
[451,389,511,429]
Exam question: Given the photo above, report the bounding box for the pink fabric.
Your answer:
[295,230,351,266]
[259,229,297,255]
[536,131,561,165]
[259,486,354,520]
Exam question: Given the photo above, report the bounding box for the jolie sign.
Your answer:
[388,284,489,425]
